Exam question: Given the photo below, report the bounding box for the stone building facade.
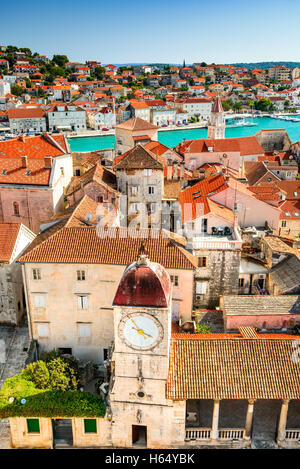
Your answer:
[193,247,241,309]
[114,145,165,229]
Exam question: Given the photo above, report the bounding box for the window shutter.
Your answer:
[37,324,49,338]
[84,419,97,433]
[34,295,45,308]
[78,324,90,337]
[82,296,88,309]
[27,419,40,433]
[196,281,207,294]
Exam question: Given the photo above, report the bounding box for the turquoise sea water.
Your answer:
[68,116,300,152]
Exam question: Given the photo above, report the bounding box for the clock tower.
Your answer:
[108,251,175,447]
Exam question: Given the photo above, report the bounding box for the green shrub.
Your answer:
[23,361,50,389]
[196,322,212,334]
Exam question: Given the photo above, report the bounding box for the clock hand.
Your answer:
[131,326,149,340]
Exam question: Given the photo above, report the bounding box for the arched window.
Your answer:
[13,202,20,216]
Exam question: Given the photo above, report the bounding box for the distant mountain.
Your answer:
[230,61,300,70]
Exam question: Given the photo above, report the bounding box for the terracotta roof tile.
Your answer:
[0,223,21,262]
[19,227,197,269]
[167,335,300,400]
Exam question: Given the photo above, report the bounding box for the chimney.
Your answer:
[18,135,26,143]
[44,156,53,169]
[167,159,172,180]
[173,161,178,180]
[21,155,28,168]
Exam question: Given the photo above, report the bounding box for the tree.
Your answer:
[254,98,273,112]
[232,101,243,112]
[25,78,32,88]
[52,55,69,67]
[20,47,32,57]
[11,85,24,96]
[37,87,45,97]
[94,66,105,80]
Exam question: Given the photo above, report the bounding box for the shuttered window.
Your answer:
[196,281,207,294]
[77,296,88,309]
[34,295,46,308]
[27,418,40,433]
[37,323,49,338]
[84,419,97,433]
[78,324,91,338]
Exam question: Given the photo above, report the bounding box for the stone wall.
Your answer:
[10,417,53,449]
[0,262,25,325]
[255,129,292,153]
[194,248,241,309]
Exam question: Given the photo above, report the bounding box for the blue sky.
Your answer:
[1,0,300,64]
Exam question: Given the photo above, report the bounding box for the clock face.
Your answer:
[119,313,163,350]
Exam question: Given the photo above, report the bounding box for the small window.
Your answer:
[131,186,138,196]
[84,419,97,434]
[144,169,152,176]
[198,257,207,268]
[13,202,20,216]
[78,324,91,337]
[37,323,49,338]
[27,418,40,434]
[77,295,88,309]
[148,186,155,195]
[130,203,138,213]
[77,270,86,281]
[34,294,46,308]
[196,281,207,295]
[103,348,109,361]
[75,169,80,176]
[170,275,179,286]
[97,195,104,203]
[32,268,41,280]
[281,220,287,227]
[60,167,64,176]
[239,278,245,288]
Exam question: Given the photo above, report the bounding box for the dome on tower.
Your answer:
[113,253,171,308]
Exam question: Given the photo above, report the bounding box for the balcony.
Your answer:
[191,227,243,251]
[185,427,245,442]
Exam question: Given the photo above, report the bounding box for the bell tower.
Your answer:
[207,95,225,139]
[108,250,174,447]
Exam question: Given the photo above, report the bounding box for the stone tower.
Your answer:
[108,252,182,447]
[207,96,225,139]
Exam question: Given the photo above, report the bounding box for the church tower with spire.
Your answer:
[207,96,225,139]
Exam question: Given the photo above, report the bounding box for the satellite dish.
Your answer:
[223,153,228,159]
[289,155,293,160]
[20,398,26,405]
[9,397,15,403]
[84,213,93,222]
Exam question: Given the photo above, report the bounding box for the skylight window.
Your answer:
[18,148,24,153]
[1,169,7,175]
[294,192,298,197]
[25,170,31,176]
[294,212,299,217]
[285,212,291,216]
[0,152,6,156]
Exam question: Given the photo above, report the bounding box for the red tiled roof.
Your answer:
[167,334,300,400]
[0,133,67,158]
[177,136,264,156]
[18,227,197,269]
[7,108,45,119]
[0,223,21,262]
